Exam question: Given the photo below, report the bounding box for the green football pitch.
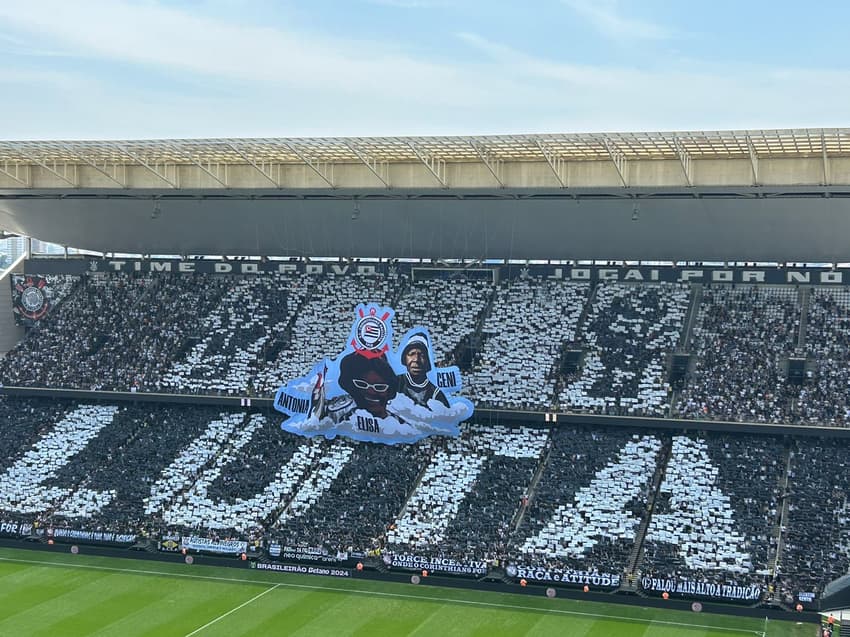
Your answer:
[0,547,816,637]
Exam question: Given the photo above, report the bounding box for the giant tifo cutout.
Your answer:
[274,303,473,444]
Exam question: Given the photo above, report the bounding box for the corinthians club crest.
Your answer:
[274,302,473,445]
[13,275,50,322]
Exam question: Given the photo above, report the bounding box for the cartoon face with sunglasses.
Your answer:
[339,352,398,419]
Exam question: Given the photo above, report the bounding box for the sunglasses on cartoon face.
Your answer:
[352,378,390,392]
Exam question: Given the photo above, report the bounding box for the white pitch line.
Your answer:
[184,583,280,637]
[0,555,762,635]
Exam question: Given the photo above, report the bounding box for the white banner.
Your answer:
[180,535,247,555]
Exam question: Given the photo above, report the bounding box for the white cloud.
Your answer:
[561,0,672,40]
[0,1,483,100]
[0,3,847,138]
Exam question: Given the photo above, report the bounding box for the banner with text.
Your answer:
[254,562,351,578]
[0,520,33,538]
[46,527,137,546]
[180,536,247,555]
[25,258,850,287]
[268,543,350,564]
[641,576,762,602]
[507,564,621,589]
[159,534,181,552]
[389,554,488,577]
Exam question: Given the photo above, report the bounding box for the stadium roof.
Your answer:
[2,129,849,163]
[2,128,850,262]
[1,128,849,190]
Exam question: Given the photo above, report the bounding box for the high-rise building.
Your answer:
[1,236,27,262]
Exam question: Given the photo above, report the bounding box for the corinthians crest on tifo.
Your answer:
[274,303,473,445]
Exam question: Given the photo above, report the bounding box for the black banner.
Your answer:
[508,565,621,589]
[268,543,350,565]
[22,257,850,287]
[159,534,181,552]
[0,520,33,538]
[254,562,351,578]
[641,576,762,602]
[389,554,488,577]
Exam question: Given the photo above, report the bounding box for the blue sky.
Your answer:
[0,0,848,139]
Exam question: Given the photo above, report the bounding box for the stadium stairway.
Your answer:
[677,283,703,351]
[256,275,318,391]
[263,437,336,528]
[382,439,439,540]
[551,281,597,407]
[576,280,599,332]
[460,285,500,373]
[623,437,673,580]
[508,435,553,535]
[388,271,409,307]
[796,286,811,350]
[768,441,794,582]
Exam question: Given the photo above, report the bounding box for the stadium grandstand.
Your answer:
[2,128,850,628]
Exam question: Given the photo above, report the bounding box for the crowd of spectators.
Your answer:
[160,275,303,395]
[1,396,850,598]
[559,282,689,416]
[158,415,324,534]
[392,277,492,366]
[793,288,850,426]
[274,440,429,555]
[254,274,401,394]
[386,425,548,564]
[512,425,655,576]
[0,273,231,391]
[776,438,850,598]
[675,285,800,422]
[643,434,782,588]
[12,272,850,428]
[48,404,234,534]
[465,279,589,410]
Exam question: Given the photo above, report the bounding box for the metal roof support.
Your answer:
[671,136,693,187]
[26,158,78,187]
[745,135,759,185]
[0,162,28,187]
[226,143,281,188]
[115,145,179,188]
[822,131,830,185]
[534,139,567,188]
[65,150,127,188]
[188,157,228,188]
[602,138,628,187]
[163,144,228,188]
[407,142,448,188]
[285,143,335,188]
[470,140,504,187]
[345,142,391,188]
